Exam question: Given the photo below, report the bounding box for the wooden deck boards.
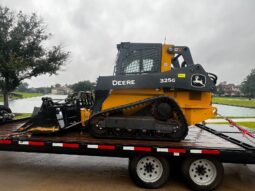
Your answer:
[0,120,243,150]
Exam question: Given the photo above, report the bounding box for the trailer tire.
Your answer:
[0,105,12,123]
[0,105,12,114]
[181,158,223,191]
[129,155,170,189]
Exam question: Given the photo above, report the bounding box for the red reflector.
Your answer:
[202,150,220,155]
[168,148,186,153]
[98,145,115,150]
[29,141,45,146]
[63,143,79,148]
[134,147,152,152]
[0,140,11,144]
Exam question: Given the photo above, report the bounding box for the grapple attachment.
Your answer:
[17,97,63,134]
[17,92,94,134]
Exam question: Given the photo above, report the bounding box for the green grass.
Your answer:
[0,91,43,102]
[209,121,255,129]
[213,97,255,108]
[13,113,32,120]
[12,91,43,99]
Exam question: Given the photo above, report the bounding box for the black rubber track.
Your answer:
[89,96,188,141]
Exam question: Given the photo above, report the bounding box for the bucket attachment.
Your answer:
[17,97,62,134]
[17,92,94,134]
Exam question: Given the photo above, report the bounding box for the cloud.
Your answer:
[1,0,255,87]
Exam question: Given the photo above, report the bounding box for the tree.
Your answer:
[55,83,61,88]
[16,82,29,92]
[71,80,95,93]
[0,6,69,106]
[240,69,255,98]
[216,85,225,97]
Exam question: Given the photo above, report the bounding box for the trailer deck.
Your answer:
[0,119,242,148]
[0,119,254,164]
[0,118,255,190]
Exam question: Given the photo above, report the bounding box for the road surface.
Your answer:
[0,151,254,191]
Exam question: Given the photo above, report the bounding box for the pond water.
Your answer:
[213,104,255,117]
[0,95,255,117]
[0,94,67,113]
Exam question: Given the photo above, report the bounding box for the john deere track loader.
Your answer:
[18,42,217,141]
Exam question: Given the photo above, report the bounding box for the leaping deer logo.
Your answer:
[191,74,206,87]
[193,76,204,86]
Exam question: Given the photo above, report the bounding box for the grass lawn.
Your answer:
[0,91,43,102]
[209,121,255,129]
[13,113,32,120]
[213,97,255,108]
[12,91,43,99]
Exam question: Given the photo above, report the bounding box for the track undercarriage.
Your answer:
[90,96,188,141]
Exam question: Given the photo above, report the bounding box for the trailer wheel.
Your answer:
[129,155,170,188]
[0,105,13,123]
[182,158,223,191]
[0,105,12,114]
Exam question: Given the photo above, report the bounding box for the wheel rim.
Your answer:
[136,156,163,183]
[189,159,217,186]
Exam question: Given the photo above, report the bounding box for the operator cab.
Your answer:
[114,42,195,76]
[114,42,162,75]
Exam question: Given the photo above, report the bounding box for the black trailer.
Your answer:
[0,119,254,191]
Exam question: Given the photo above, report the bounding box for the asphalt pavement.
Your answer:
[0,151,254,191]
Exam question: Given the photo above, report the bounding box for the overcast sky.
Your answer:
[1,0,255,87]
